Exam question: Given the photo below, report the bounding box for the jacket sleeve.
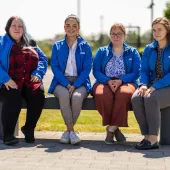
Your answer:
[32,46,48,80]
[73,45,92,88]
[0,43,11,85]
[93,48,110,84]
[139,46,150,86]
[0,65,11,85]
[50,44,70,87]
[120,48,141,83]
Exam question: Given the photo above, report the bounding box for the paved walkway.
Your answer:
[0,131,170,170]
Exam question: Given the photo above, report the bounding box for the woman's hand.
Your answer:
[67,84,76,98]
[144,86,156,97]
[31,75,41,82]
[138,85,148,97]
[112,80,122,92]
[107,80,115,92]
[4,79,18,90]
[107,79,122,93]
[66,84,71,90]
[68,86,76,97]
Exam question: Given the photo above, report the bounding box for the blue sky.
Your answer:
[0,0,168,40]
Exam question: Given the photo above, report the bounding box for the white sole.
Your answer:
[70,140,81,145]
[104,140,114,145]
[60,140,70,144]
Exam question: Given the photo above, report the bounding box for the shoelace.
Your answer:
[70,132,78,140]
[63,131,69,138]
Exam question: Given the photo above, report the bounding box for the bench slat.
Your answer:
[22,96,97,110]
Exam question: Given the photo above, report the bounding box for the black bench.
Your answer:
[25,96,170,145]
[1,96,170,145]
[22,96,96,110]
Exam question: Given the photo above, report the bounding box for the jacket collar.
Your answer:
[108,42,131,51]
[150,40,170,49]
[64,34,84,46]
[4,33,15,44]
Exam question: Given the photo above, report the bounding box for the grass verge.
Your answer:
[19,110,140,133]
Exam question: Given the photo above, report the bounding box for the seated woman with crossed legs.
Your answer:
[93,23,141,144]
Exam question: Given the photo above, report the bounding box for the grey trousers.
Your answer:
[53,77,88,125]
[131,86,170,135]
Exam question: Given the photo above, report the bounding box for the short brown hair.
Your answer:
[152,17,170,42]
[64,14,80,26]
[110,23,126,35]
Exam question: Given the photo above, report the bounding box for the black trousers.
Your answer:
[0,86,44,138]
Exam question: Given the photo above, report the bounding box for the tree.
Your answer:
[37,40,53,58]
[141,30,151,45]
[164,2,170,19]
[125,30,139,48]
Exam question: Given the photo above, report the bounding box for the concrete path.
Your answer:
[0,131,170,170]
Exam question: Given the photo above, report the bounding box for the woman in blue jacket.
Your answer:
[0,16,48,145]
[93,23,141,144]
[48,14,92,145]
[132,17,170,150]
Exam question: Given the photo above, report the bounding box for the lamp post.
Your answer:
[148,0,154,42]
[100,15,104,34]
[99,15,104,46]
[77,0,81,20]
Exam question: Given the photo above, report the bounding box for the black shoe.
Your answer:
[105,126,114,144]
[21,126,35,143]
[114,128,126,142]
[135,140,159,150]
[3,136,19,145]
[135,139,148,148]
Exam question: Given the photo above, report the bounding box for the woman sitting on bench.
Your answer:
[92,23,141,144]
[0,16,48,145]
[48,14,92,145]
[132,17,170,150]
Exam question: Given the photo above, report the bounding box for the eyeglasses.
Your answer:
[110,32,123,37]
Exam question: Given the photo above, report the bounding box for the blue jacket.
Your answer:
[0,33,48,88]
[93,42,141,85]
[48,36,92,94]
[140,41,170,89]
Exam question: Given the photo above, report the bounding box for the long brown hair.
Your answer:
[5,16,29,46]
[152,17,170,42]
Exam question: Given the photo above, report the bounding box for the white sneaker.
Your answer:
[60,131,70,144]
[69,131,81,145]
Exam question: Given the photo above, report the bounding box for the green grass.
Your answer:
[19,110,140,134]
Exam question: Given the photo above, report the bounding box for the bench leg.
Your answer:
[160,106,170,145]
[0,102,18,140]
